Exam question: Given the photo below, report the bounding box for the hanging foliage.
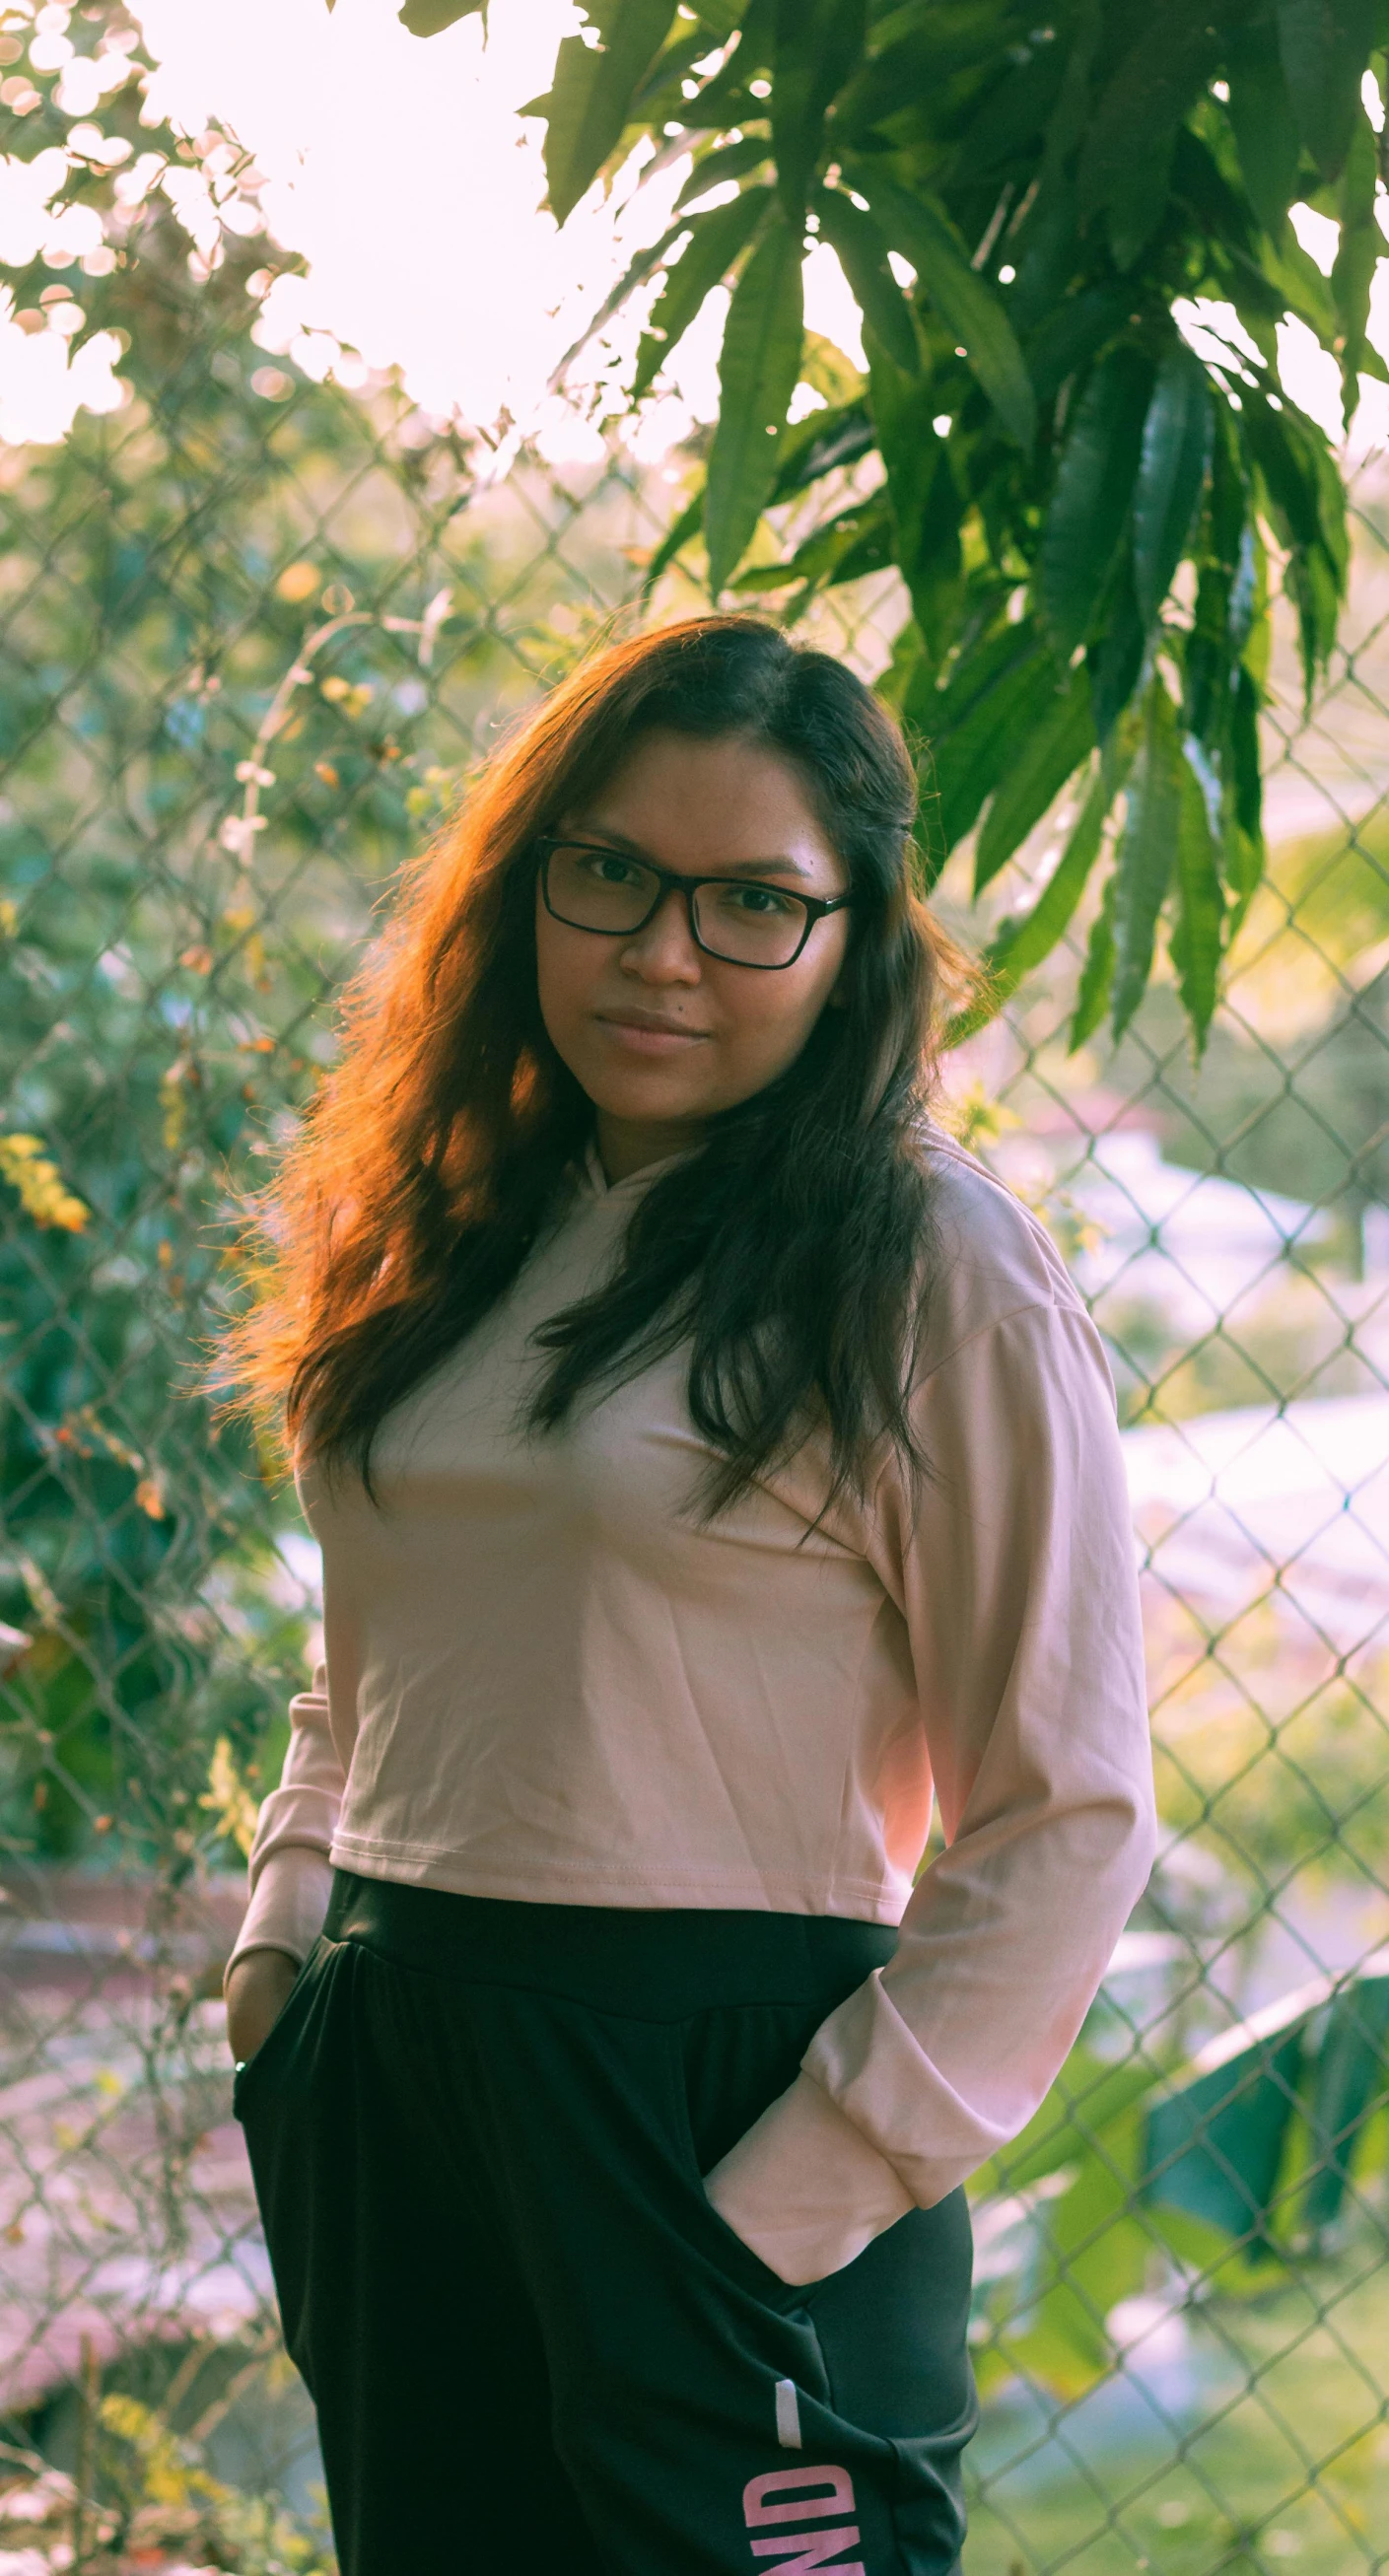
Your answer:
[396,0,1387,1048]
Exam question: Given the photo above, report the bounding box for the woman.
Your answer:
[223,615,1154,2576]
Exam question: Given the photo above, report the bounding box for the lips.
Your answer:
[594,1010,709,1044]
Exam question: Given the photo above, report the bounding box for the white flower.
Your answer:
[217,814,268,856]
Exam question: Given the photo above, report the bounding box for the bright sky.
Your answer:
[1,0,1387,458]
[128,0,867,457]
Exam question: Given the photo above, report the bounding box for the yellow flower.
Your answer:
[0,1134,90,1231]
[274,559,320,603]
[199,1735,260,1857]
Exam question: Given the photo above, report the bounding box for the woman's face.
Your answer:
[534,729,851,1180]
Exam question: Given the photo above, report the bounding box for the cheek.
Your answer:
[534,903,594,1048]
[728,940,847,1070]
[730,988,810,1064]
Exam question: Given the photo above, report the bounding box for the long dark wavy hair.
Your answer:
[221,615,968,1514]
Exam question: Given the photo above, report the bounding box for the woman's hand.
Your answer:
[226,1949,299,2065]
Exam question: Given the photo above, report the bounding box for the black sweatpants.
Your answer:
[235,1869,977,2575]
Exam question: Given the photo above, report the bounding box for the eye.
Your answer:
[583,849,644,886]
[722,882,799,918]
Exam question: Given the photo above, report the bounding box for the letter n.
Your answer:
[749,2531,865,2573]
[743,2465,856,2527]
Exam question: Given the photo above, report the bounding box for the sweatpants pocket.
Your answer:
[799,2193,978,2567]
[664,2008,818,2314]
[237,1934,365,2394]
[232,1934,332,2123]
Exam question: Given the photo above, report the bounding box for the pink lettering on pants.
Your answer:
[743,2466,866,2573]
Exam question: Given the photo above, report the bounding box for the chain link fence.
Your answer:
[1,40,1388,2572]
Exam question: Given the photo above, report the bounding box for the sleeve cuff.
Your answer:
[224,1846,334,1989]
[702,2068,915,2285]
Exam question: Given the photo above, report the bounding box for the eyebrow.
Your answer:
[573,823,820,882]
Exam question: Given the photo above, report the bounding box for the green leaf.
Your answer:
[632,26,718,116]
[1240,384,1348,700]
[1221,662,1267,938]
[1144,2011,1307,2243]
[875,614,926,718]
[1070,865,1116,1051]
[534,0,682,226]
[850,170,1036,447]
[797,331,863,405]
[1026,2117,1151,2297]
[954,41,1067,185]
[974,662,1095,894]
[1087,545,1146,745]
[1076,4,1220,260]
[1009,174,1081,336]
[1107,138,1178,274]
[816,185,920,376]
[1184,419,1246,753]
[1229,661,1265,847]
[1133,343,1213,629]
[1332,110,1379,421]
[867,337,960,672]
[675,134,774,212]
[1040,345,1153,657]
[398,0,485,30]
[1167,127,1283,350]
[1250,223,1344,359]
[549,216,689,386]
[1227,35,1305,235]
[1275,0,1376,179]
[1222,821,1266,938]
[681,0,775,125]
[1111,679,1182,1037]
[970,2044,1163,2196]
[1020,2130,1155,2385]
[1170,746,1225,1047]
[1286,542,1343,709]
[771,0,868,221]
[632,188,772,400]
[705,214,805,592]
[1233,513,1271,675]
[835,6,1020,145]
[1076,11,1221,266]
[729,492,893,594]
[640,489,704,601]
[951,757,1113,1041]
[915,622,1062,873]
[770,396,874,498]
[1025,283,1130,405]
[640,396,867,623]
[1302,1973,1389,2232]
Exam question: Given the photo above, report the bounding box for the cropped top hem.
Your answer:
[326,1833,907,1924]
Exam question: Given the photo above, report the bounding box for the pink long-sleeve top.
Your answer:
[229,1129,1155,2281]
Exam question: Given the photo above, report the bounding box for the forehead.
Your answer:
[575,729,845,886]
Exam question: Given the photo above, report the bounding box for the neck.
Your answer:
[594,1110,704,1184]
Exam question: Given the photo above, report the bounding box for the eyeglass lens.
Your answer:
[545,843,811,966]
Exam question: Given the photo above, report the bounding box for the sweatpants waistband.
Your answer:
[322,1868,897,2020]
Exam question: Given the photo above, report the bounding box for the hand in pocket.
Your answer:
[226,1949,300,2066]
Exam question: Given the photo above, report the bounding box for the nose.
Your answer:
[618,883,702,984]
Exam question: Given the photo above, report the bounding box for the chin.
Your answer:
[586,1072,710,1122]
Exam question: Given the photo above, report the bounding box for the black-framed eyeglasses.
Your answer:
[536,838,852,970]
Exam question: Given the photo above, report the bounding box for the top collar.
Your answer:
[579,1135,701,1201]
